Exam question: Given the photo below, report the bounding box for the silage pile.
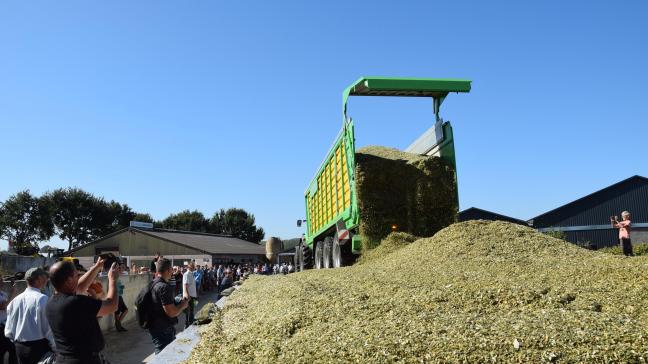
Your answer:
[186,221,648,363]
[354,146,457,249]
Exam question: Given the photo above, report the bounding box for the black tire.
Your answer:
[332,236,353,268]
[314,242,324,270]
[323,237,333,269]
[294,244,302,271]
[301,243,313,270]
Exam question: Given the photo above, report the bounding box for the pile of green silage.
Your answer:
[600,242,648,256]
[186,221,648,363]
[354,146,457,249]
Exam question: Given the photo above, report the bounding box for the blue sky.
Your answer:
[1,1,646,250]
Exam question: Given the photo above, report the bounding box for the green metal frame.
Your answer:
[304,119,358,248]
[304,77,471,251]
[343,77,471,120]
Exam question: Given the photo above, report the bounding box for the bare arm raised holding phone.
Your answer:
[97,262,120,317]
[77,257,104,294]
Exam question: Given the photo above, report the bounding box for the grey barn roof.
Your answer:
[459,207,528,226]
[139,229,266,255]
[529,175,648,227]
[67,227,266,256]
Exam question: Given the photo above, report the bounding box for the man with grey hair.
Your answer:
[611,211,633,256]
[4,267,55,364]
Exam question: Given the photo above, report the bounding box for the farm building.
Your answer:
[459,207,528,225]
[529,175,648,248]
[67,226,266,269]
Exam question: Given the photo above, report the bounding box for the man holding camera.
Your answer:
[46,257,119,364]
[611,211,633,256]
[149,258,189,354]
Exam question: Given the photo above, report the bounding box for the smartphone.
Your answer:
[99,253,114,260]
[99,253,118,272]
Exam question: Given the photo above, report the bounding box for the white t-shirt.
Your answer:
[182,270,197,298]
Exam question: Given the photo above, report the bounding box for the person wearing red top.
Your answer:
[611,211,633,256]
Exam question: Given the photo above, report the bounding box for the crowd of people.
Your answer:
[0,253,242,364]
[212,262,296,277]
[0,245,302,364]
[138,255,243,354]
[0,258,122,364]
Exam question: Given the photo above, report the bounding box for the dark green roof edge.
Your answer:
[350,77,472,94]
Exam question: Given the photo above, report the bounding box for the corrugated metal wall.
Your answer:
[532,177,648,248]
[563,230,619,248]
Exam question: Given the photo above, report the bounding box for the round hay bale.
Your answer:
[265,237,281,261]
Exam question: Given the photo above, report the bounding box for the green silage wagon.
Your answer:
[296,77,471,270]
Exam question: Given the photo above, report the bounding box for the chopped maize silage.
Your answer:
[600,242,648,256]
[357,231,417,265]
[354,146,457,249]
[194,302,216,325]
[186,221,648,363]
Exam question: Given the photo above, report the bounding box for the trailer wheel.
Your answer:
[323,237,333,269]
[299,243,313,271]
[332,236,352,268]
[294,244,302,271]
[314,242,324,270]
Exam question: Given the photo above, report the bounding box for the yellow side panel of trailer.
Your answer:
[306,141,353,235]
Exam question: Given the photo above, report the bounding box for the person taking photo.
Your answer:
[611,211,633,256]
[46,257,119,364]
[148,258,189,354]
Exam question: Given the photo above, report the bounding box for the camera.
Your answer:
[99,253,121,272]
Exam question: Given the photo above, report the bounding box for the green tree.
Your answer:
[94,201,136,237]
[45,188,118,251]
[0,191,54,255]
[161,210,209,232]
[210,208,265,243]
[111,202,137,229]
[132,212,155,223]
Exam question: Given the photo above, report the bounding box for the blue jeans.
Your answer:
[149,325,176,354]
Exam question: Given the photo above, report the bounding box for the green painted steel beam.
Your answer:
[343,76,471,116]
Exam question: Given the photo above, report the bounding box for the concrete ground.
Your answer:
[102,289,221,364]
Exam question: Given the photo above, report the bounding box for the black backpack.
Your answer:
[135,281,157,329]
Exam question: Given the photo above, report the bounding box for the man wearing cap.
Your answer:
[4,267,55,364]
